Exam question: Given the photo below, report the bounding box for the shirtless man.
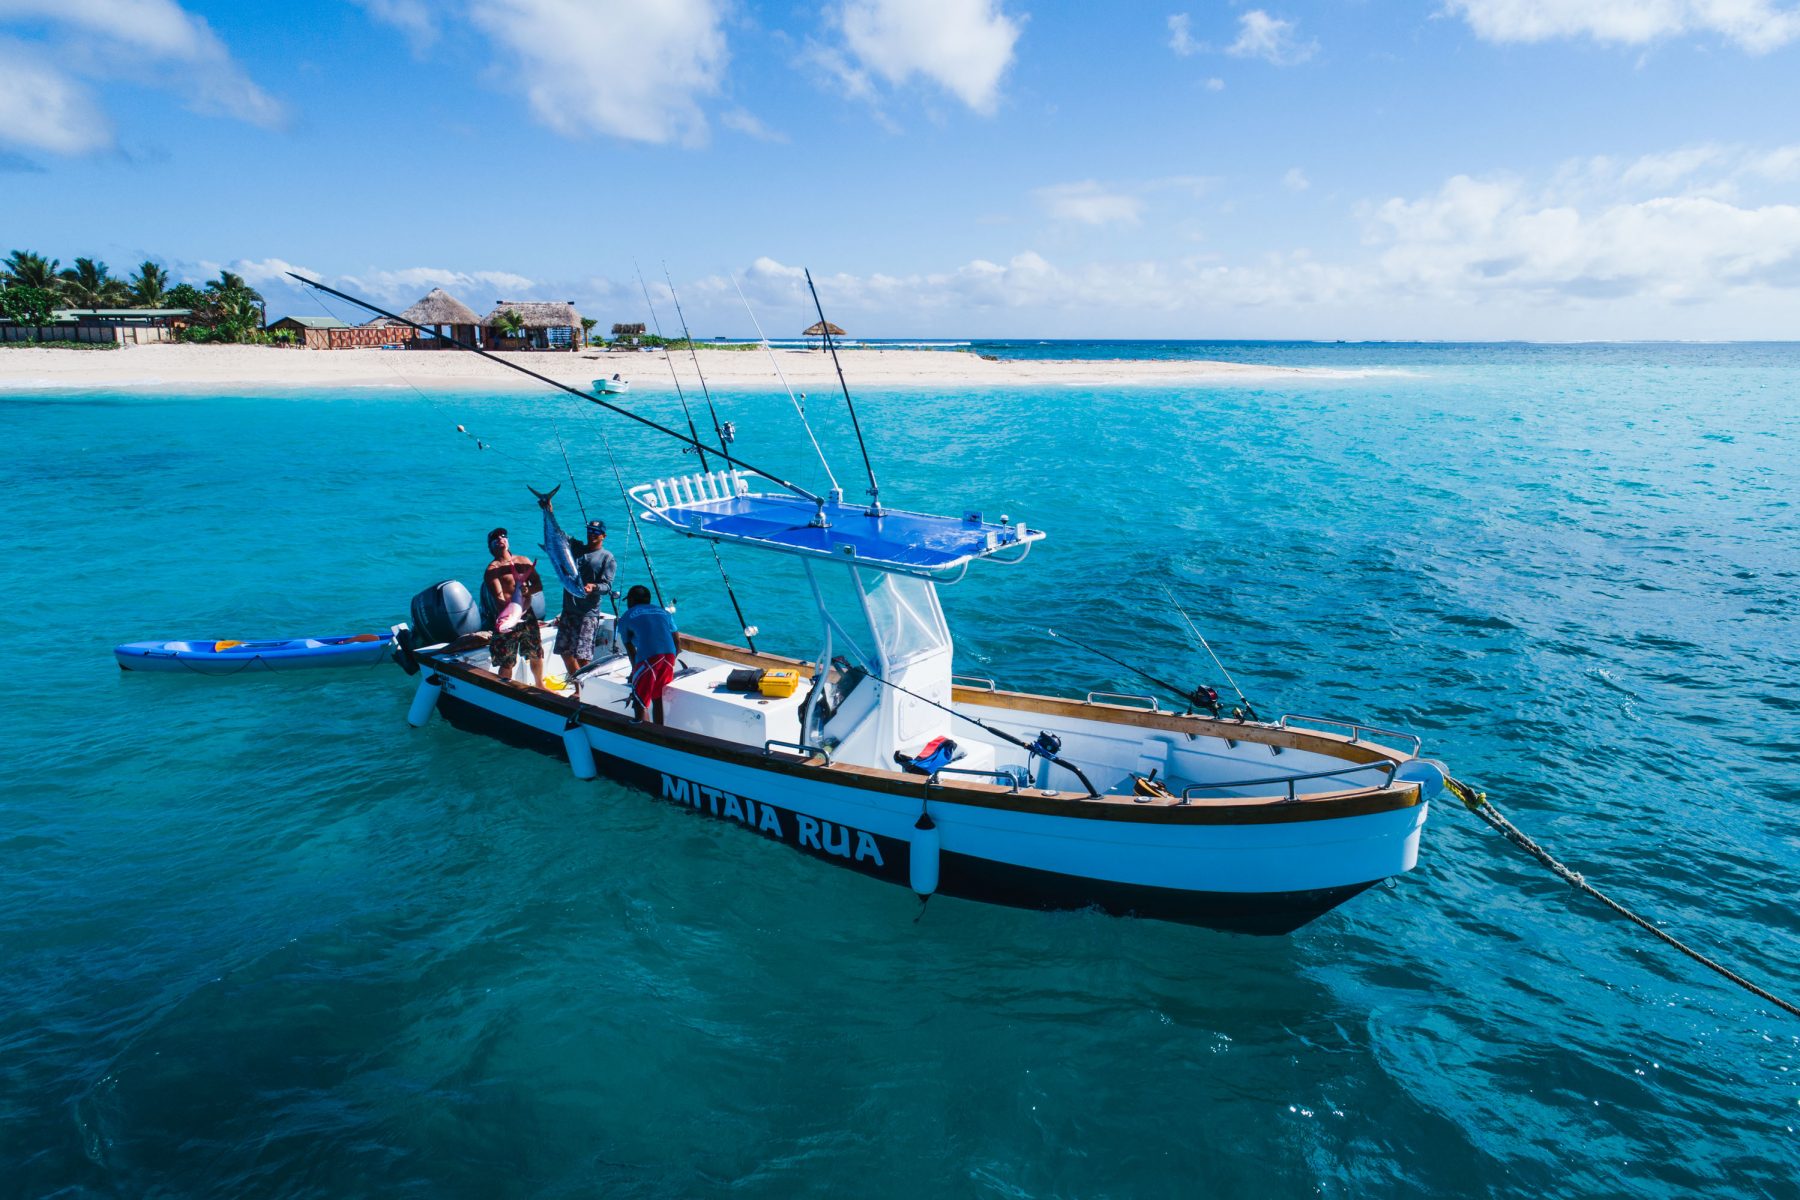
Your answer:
[482,527,546,685]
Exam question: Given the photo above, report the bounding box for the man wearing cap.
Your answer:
[554,517,617,679]
[618,584,679,724]
[482,528,545,685]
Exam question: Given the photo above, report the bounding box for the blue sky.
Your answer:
[3,0,1799,339]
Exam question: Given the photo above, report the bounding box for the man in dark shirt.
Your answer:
[554,518,617,678]
[618,584,679,724]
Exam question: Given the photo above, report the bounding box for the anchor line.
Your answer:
[634,265,759,653]
[1160,585,1258,720]
[1443,777,1800,1021]
[1047,627,1227,719]
[804,268,882,512]
[285,272,821,505]
[730,271,839,492]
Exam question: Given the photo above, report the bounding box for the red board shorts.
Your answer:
[630,653,677,708]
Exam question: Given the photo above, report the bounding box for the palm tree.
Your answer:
[496,308,527,349]
[3,250,60,290]
[129,261,170,307]
[58,258,129,308]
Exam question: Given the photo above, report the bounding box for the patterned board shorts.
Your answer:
[554,608,608,660]
[630,653,677,707]
[489,619,541,672]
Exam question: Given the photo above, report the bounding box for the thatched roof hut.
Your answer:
[401,288,482,327]
[394,288,482,349]
[803,320,846,337]
[481,300,587,350]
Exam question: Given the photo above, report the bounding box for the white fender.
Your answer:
[407,674,443,727]
[562,718,598,780]
[909,813,940,897]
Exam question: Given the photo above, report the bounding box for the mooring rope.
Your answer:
[1444,776,1800,1020]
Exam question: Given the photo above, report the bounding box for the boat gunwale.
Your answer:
[415,633,1424,827]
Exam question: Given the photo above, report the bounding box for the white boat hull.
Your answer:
[424,661,1427,933]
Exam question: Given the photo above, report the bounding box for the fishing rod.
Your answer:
[847,661,1100,798]
[1046,627,1227,719]
[601,431,666,609]
[664,262,733,460]
[804,268,882,513]
[1160,585,1257,720]
[635,263,713,471]
[730,271,840,492]
[634,265,759,652]
[285,273,822,506]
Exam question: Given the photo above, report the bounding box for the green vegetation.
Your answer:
[495,308,526,346]
[0,338,118,350]
[1,249,271,344]
[622,334,758,352]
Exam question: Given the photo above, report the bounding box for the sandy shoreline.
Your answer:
[0,343,1390,392]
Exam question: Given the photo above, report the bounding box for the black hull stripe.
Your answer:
[435,692,1375,935]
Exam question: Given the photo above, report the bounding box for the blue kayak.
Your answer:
[114,631,396,675]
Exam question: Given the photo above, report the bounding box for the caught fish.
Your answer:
[528,484,586,599]
[495,559,534,633]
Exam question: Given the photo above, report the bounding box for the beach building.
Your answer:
[397,288,482,349]
[268,314,414,350]
[0,308,190,345]
[481,300,585,350]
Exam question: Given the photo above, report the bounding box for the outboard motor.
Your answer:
[410,580,483,646]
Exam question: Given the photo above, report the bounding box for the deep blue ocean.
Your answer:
[4,342,1798,1197]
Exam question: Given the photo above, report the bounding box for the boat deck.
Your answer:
[423,616,1429,821]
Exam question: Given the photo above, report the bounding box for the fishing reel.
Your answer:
[1187,685,1222,719]
[720,421,737,445]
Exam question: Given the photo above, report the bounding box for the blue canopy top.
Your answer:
[630,471,1044,579]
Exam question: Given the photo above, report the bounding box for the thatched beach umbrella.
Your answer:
[399,287,482,349]
[803,319,845,350]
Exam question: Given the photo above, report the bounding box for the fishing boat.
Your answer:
[116,631,395,674]
[399,474,1440,934]
[293,269,1441,935]
[593,375,631,395]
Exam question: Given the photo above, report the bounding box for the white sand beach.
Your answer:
[0,343,1380,392]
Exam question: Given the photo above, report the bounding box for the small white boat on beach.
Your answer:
[593,374,630,395]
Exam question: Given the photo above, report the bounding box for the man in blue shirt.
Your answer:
[618,584,679,724]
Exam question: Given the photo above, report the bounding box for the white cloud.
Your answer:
[0,40,111,154]
[714,144,1800,335]
[350,0,437,54]
[1364,146,1800,303]
[1168,12,1201,55]
[1035,181,1145,226]
[1283,167,1310,191]
[1227,10,1317,64]
[720,108,788,143]
[0,0,282,128]
[1205,76,1226,91]
[471,0,728,146]
[832,0,1023,114]
[0,0,281,153]
[231,259,538,309]
[1445,0,1800,53]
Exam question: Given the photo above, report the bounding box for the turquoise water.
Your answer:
[4,346,1798,1196]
